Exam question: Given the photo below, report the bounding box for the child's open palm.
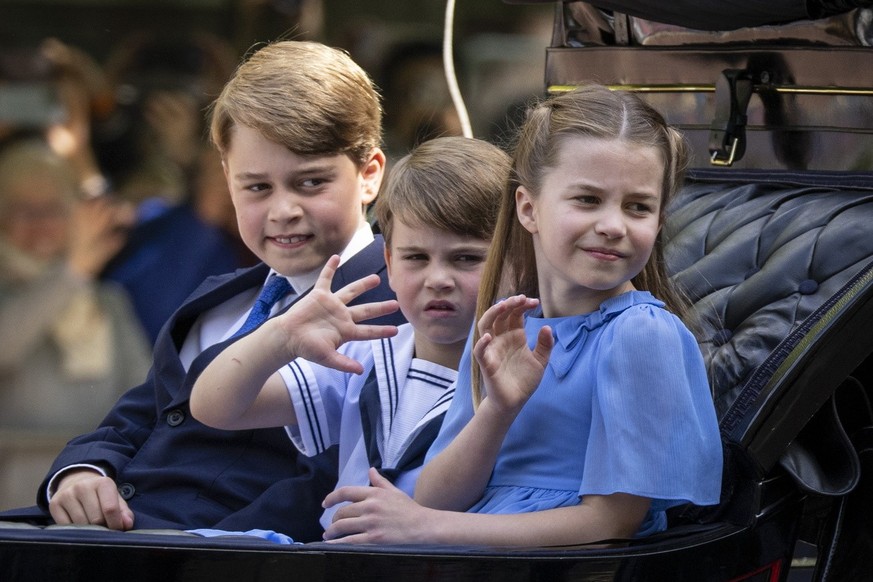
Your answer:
[473,295,554,413]
[277,255,399,374]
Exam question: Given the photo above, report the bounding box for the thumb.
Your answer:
[368,467,395,490]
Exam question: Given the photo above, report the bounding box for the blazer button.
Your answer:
[167,409,186,427]
[118,483,135,500]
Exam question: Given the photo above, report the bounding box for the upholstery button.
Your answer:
[712,329,733,346]
[167,409,186,427]
[798,279,819,295]
[118,483,135,500]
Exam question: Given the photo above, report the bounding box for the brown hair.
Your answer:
[375,136,509,246]
[209,40,382,167]
[472,85,690,405]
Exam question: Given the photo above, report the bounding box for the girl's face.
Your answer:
[517,136,664,318]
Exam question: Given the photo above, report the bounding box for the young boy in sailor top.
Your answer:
[191,136,510,529]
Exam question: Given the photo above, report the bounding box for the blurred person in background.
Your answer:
[0,137,151,509]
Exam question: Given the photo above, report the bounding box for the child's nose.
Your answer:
[425,263,455,289]
[270,193,303,221]
[594,210,626,238]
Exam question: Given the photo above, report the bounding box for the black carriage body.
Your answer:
[3,3,873,581]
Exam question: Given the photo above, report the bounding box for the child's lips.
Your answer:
[424,300,457,315]
[270,234,312,246]
[584,247,626,260]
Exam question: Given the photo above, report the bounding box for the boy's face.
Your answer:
[223,124,383,276]
[385,218,490,365]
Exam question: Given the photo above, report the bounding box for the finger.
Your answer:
[492,299,518,336]
[314,255,342,290]
[533,325,555,366]
[348,323,399,343]
[49,500,75,525]
[319,352,365,375]
[335,273,384,303]
[478,296,517,335]
[322,485,373,508]
[368,467,396,490]
[323,519,363,542]
[472,332,493,366]
[81,486,112,526]
[95,484,129,531]
[501,296,539,336]
[324,531,370,544]
[348,300,400,323]
[55,492,95,525]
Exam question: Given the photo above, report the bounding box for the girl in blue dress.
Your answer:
[322,85,723,546]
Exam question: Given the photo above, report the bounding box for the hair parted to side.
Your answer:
[209,40,382,167]
[375,136,510,246]
[472,85,690,406]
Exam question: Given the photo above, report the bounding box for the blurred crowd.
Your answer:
[0,2,550,510]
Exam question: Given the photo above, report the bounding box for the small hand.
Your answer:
[278,256,399,374]
[66,197,135,279]
[473,295,554,413]
[49,469,135,531]
[322,468,434,544]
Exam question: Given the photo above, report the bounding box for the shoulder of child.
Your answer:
[605,297,694,349]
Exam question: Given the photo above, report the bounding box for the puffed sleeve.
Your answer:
[580,305,723,510]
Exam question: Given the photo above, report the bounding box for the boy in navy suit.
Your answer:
[33,40,404,542]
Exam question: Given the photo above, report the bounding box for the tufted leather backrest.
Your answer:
[664,169,873,471]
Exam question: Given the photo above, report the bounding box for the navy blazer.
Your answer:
[35,237,404,541]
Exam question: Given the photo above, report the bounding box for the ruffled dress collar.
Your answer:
[527,291,665,379]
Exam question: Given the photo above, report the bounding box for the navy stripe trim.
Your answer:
[287,361,326,453]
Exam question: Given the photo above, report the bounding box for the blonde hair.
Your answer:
[472,85,690,405]
[375,136,509,246]
[209,40,382,167]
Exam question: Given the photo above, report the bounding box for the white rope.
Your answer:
[443,0,473,138]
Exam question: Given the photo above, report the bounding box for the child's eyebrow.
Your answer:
[395,243,489,254]
[233,171,269,181]
[394,244,426,253]
[628,192,661,202]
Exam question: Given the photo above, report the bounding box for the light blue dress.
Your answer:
[425,291,723,537]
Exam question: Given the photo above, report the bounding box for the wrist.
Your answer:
[478,394,525,425]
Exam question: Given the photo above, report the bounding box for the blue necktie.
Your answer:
[233,275,293,338]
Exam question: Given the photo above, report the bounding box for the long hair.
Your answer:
[472,85,690,406]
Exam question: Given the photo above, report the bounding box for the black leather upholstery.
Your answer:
[665,170,873,421]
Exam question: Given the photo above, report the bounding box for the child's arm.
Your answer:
[325,468,650,545]
[415,295,554,510]
[190,255,399,430]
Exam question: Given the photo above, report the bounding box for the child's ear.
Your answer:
[516,186,539,234]
[360,148,386,206]
[221,158,232,192]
